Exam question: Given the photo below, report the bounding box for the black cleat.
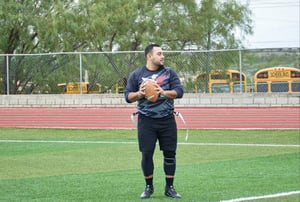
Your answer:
[165,185,181,198]
[140,185,154,199]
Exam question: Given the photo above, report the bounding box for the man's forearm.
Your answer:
[160,90,177,99]
[128,91,143,102]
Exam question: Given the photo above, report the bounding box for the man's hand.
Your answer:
[154,83,165,96]
[137,83,146,100]
[154,83,177,99]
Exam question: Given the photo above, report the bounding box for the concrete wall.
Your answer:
[0,93,299,107]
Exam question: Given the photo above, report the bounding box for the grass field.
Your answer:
[0,128,299,202]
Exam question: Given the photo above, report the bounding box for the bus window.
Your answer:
[211,74,230,80]
[271,82,289,92]
[233,83,245,93]
[212,83,230,93]
[232,73,245,81]
[256,82,268,92]
[292,81,300,92]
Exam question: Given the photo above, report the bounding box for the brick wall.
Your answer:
[0,93,299,107]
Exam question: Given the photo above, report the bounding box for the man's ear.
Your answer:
[146,53,151,60]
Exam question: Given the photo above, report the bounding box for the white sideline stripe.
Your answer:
[220,190,300,202]
[0,139,137,144]
[179,142,300,147]
[0,139,299,147]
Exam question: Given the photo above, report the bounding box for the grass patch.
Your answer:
[0,128,299,201]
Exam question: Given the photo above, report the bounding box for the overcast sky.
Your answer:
[240,0,299,49]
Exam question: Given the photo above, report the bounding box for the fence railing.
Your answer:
[0,48,299,95]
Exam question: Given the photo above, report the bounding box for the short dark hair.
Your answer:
[144,44,160,57]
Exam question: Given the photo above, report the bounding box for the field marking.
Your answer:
[0,139,299,147]
[220,190,300,202]
[0,139,137,145]
[180,142,300,147]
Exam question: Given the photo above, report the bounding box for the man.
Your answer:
[125,44,183,199]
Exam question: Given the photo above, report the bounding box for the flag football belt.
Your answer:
[130,111,189,142]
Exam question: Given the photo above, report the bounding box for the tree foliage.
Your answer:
[194,0,253,50]
[0,0,253,53]
[0,0,254,94]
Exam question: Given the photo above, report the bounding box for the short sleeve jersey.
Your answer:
[125,65,183,118]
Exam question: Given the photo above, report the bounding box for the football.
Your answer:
[143,79,159,102]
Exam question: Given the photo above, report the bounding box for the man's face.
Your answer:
[150,47,164,66]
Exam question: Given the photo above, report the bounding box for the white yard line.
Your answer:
[0,139,137,144]
[179,142,300,147]
[0,139,299,147]
[220,190,300,202]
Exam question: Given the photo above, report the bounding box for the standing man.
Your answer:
[125,44,183,199]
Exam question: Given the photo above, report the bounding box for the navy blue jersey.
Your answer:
[125,65,183,118]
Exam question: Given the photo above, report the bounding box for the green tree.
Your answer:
[189,0,252,91]
[193,0,253,50]
[0,1,80,93]
[0,0,254,94]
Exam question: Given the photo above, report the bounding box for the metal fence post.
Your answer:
[6,55,9,95]
[205,50,211,93]
[79,53,83,94]
[239,49,243,93]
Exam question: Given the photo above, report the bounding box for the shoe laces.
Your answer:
[167,185,176,192]
[145,185,153,191]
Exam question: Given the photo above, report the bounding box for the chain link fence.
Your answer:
[0,48,299,95]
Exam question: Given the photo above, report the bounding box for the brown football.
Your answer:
[143,79,159,102]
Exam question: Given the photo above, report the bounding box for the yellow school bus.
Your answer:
[57,82,88,94]
[254,67,300,93]
[195,70,247,93]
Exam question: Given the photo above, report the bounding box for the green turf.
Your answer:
[0,128,299,201]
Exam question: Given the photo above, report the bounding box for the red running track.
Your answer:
[0,107,299,129]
